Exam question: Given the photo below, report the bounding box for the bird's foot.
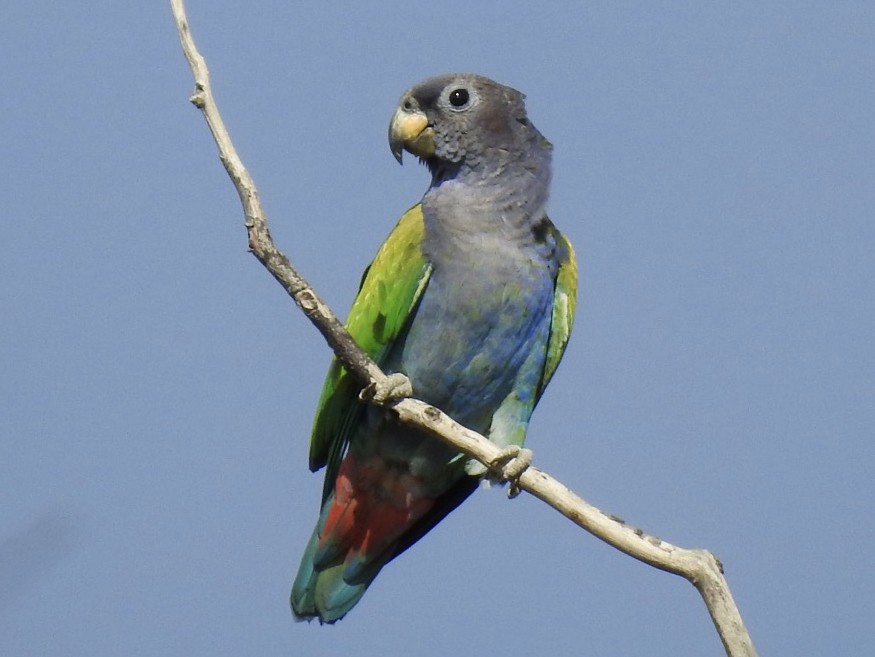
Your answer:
[489,445,533,499]
[360,372,413,404]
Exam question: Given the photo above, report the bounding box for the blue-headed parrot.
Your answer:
[291,73,577,623]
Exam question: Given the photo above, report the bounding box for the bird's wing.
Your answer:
[537,227,578,401]
[308,204,432,498]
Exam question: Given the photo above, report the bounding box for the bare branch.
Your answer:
[170,2,758,655]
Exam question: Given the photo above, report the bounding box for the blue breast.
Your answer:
[386,244,555,433]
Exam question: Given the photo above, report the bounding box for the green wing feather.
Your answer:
[309,204,432,496]
[537,228,578,400]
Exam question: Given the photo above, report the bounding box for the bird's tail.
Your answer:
[290,521,376,624]
[291,454,478,623]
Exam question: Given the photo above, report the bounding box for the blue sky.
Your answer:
[2,2,873,655]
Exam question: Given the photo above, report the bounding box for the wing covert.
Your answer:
[308,205,431,493]
[537,230,577,400]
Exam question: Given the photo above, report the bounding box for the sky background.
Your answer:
[2,2,873,655]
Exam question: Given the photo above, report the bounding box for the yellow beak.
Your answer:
[388,107,435,163]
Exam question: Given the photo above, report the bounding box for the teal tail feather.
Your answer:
[291,470,479,623]
[290,496,382,624]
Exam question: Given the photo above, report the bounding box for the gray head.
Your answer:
[388,73,551,184]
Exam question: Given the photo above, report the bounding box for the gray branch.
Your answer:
[170,2,758,655]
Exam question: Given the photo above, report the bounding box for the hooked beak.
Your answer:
[388,106,435,164]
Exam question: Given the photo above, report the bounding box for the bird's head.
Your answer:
[388,73,550,183]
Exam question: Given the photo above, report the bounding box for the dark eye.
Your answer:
[448,88,470,107]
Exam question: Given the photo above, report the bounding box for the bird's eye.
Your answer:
[448,88,470,107]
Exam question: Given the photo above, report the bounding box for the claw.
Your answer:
[360,372,413,404]
[488,445,533,498]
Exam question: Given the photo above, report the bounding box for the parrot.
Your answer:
[291,73,577,623]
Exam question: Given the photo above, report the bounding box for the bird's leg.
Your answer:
[488,445,534,499]
[360,372,414,404]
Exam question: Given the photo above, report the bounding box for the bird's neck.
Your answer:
[420,159,551,257]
